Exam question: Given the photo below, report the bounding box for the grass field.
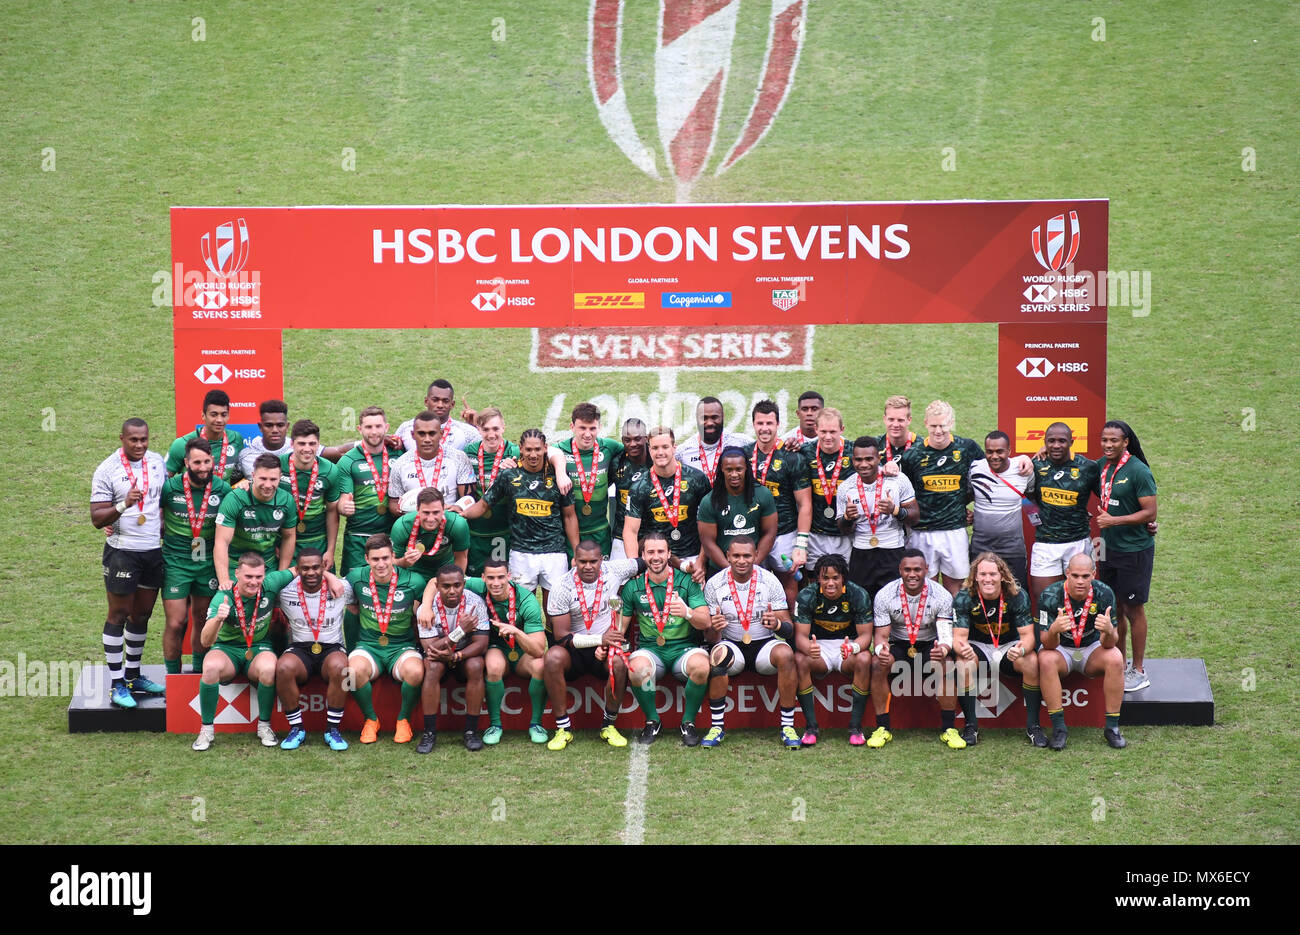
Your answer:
[1,1,1297,844]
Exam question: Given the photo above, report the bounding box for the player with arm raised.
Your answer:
[466,559,550,744]
[969,430,1036,594]
[212,453,296,593]
[91,417,169,707]
[696,447,777,576]
[799,407,853,577]
[744,400,811,604]
[279,419,341,568]
[236,399,290,481]
[622,426,711,577]
[464,407,518,574]
[838,436,918,600]
[609,418,650,561]
[165,390,244,484]
[413,564,490,753]
[335,406,396,582]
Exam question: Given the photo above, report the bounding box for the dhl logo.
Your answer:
[574,292,645,309]
[1040,487,1080,507]
[1015,417,1089,454]
[922,475,961,493]
[515,498,554,518]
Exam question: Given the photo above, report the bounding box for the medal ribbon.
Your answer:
[477,443,502,492]
[644,574,676,640]
[1062,584,1093,647]
[293,457,320,528]
[232,585,262,651]
[182,472,212,539]
[413,444,447,496]
[368,569,398,639]
[573,445,601,504]
[726,570,758,638]
[361,445,390,507]
[407,516,446,560]
[698,441,722,485]
[297,578,328,645]
[751,443,777,485]
[435,594,461,640]
[977,591,1004,650]
[1099,451,1130,511]
[573,568,605,630]
[204,429,228,477]
[900,581,928,646]
[649,464,682,529]
[815,441,845,510]
[485,585,518,650]
[884,432,913,464]
[856,471,885,538]
[118,449,150,517]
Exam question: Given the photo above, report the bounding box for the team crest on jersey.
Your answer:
[545,478,553,489]
[680,481,689,491]
[209,494,221,506]
[272,509,285,521]
[953,451,961,462]
[773,460,782,469]
[1070,468,1080,479]
[732,514,746,528]
[841,601,850,612]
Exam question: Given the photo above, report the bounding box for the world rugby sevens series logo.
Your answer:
[1031,211,1080,272]
[200,217,250,276]
[588,0,807,201]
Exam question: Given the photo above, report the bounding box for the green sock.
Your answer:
[164,658,181,675]
[1048,708,1066,731]
[398,681,419,720]
[485,679,505,727]
[1105,712,1121,731]
[191,648,206,672]
[355,682,377,720]
[683,678,707,722]
[1022,685,1042,729]
[958,693,978,727]
[631,678,659,720]
[850,685,870,729]
[257,681,275,723]
[797,685,818,730]
[199,681,218,724]
[527,677,546,725]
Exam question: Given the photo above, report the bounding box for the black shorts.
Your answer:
[284,642,347,678]
[850,547,905,600]
[561,644,611,680]
[418,640,479,681]
[102,544,163,595]
[888,638,948,674]
[1099,546,1154,605]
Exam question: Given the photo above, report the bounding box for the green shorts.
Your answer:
[629,639,707,682]
[349,638,420,681]
[162,558,220,600]
[467,531,510,576]
[294,537,330,563]
[339,535,369,576]
[212,640,276,677]
[569,526,612,558]
[488,639,537,674]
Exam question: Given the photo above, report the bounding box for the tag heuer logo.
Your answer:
[194,363,231,385]
[472,292,504,311]
[772,288,799,311]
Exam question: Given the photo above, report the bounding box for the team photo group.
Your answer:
[90,379,1158,757]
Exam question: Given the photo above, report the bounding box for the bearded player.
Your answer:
[696,447,778,576]
[609,418,650,561]
[413,564,490,753]
[744,400,811,605]
[676,396,753,486]
[467,559,549,744]
[213,453,296,592]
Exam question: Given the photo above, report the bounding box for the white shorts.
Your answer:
[910,529,970,579]
[1031,538,1092,577]
[805,532,850,570]
[509,551,569,592]
[610,538,629,561]
[764,530,799,573]
[715,637,784,676]
[1047,640,1101,676]
[808,638,848,674]
[628,646,708,683]
[348,646,421,683]
[970,640,1012,672]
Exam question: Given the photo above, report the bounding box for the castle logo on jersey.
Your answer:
[201,218,251,276]
[1031,211,1080,272]
[588,0,808,200]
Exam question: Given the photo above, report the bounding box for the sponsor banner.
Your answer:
[997,321,1107,455]
[531,325,813,371]
[171,200,1108,330]
[164,671,1104,732]
[173,329,283,435]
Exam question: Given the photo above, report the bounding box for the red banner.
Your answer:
[173,329,283,435]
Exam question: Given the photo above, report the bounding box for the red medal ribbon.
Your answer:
[573,568,605,631]
[572,444,602,504]
[649,463,682,529]
[118,448,150,517]
[815,440,846,510]
[182,472,212,539]
[485,585,518,650]
[297,578,327,645]
[977,590,1004,650]
[232,585,263,651]
[1099,451,1130,511]
[413,444,447,496]
[644,574,676,640]
[900,581,928,646]
[435,594,461,640]
[361,445,391,507]
[726,570,758,638]
[407,516,446,560]
[203,429,229,478]
[292,457,320,528]
[607,643,628,697]
[698,441,722,485]
[1062,584,1093,647]
[884,432,914,464]
[368,569,399,640]
[477,443,503,492]
[856,471,885,539]
[751,443,778,485]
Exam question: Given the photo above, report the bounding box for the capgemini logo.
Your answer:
[588,0,807,201]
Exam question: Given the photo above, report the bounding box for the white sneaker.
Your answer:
[256,721,278,747]
[192,725,215,751]
[1123,663,1150,692]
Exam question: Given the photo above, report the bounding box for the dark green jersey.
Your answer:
[482,467,574,554]
[160,474,233,567]
[208,570,294,645]
[464,577,545,651]
[610,452,651,537]
[464,440,520,538]
[278,455,341,546]
[1037,580,1115,648]
[799,441,853,535]
[794,581,872,640]
[619,570,706,644]
[214,486,297,567]
[743,443,809,535]
[345,566,430,644]
[952,587,1033,644]
[166,428,245,484]
[389,511,471,577]
[898,436,984,531]
[1096,456,1157,553]
[1031,455,1099,543]
[696,486,777,557]
[337,445,396,538]
[876,432,919,467]
[560,437,623,536]
[625,463,712,557]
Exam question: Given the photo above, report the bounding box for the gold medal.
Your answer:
[191,536,203,550]
[244,648,253,660]
[135,513,147,526]
[311,642,322,655]
[377,503,386,515]
[297,521,306,533]
[413,542,426,555]
[582,504,592,516]
[907,646,917,658]
[507,650,520,662]
[869,535,879,547]
[378,635,389,646]
[742,631,751,645]
[656,634,666,646]
[483,507,492,518]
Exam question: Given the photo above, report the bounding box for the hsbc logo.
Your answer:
[200,218,251,276]
[1031,211,1080,272]
[194,289,228,310]
[472,292,504,311]
[1023,284,1057,303]
[194,363,232,384]
[1017,357,1089,377]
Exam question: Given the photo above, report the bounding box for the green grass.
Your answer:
[1,0,1297,844]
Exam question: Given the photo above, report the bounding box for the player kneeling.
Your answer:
[275,548,353,751]
[702,536,799,748]
[414,564,490,752]
[1037,553,1127,750]
[951,552,1045,748]
[793,554,875,746]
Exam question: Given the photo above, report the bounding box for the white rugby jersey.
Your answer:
[704,566,788,643]
[91,449,167,551]
[676,432,754,483]
[835,473,916,550]
[872,578,954,645]
[417,589,489,644]
[395,417,482,454]
[546,559,642,637]
[278,576,354,645]
[388,448,475,504]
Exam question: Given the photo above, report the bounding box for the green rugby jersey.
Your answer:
[278,455,341,546]
[625,464,711,557]
[619,570,706,644]
[1031,455,1099,543]
[799,441,853,535]
[1096,456,1157,554]
[464,440,520,539]
[875,432,918,466]
[898,436,984,531]
[952,587,1033,644]
[610,452,651,538]
[208,570,294,645]
[743,442,809,535]
[794,581,872,640]
[345,566,430,644]
[482,467,574,554]
[696,486,777,556]
[161,474,232,567]
[215,486,297,567]
[337,445,396,538]
[390,510,471,577]
[464,577,545,651]
[560,437,623,537]
[166,428,245,484]
[1036,579,1115,648]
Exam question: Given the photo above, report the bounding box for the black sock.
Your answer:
[603,707,618,727]
[1022,685,1042,729]
[1049,708,1066,731]
[876,711,891,730]
[424,712,437,732]
[464,714,479,732]
[958,694,978,728]
[941,708,955,730]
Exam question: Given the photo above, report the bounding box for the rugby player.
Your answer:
[279,419,341,567]
[414,564,490,752]
[394,378,482,453]
[877,394,918,467]
[1027,422,1098,603]
[838,436,917,599]
[165,389,244,484]
[274,548,352,751]
[799,407,853,575]
[792,554,874,745]
[212,453,296,592]
[391,487,469,577]
[160,438,231,675]
[782,390,824,447]
[464,406,518,574]
[622,426,710,575]
[336,406,396,581]
[1037,553,1127,748]
[609,418,650,560]
[676,396,753,485]
[542,543,645,749]
[91,418,168,707]
[466,558,549,744]
[970,430,1035,593]
[388,412,475,513]
[952,552,1045,747]
[621,531,712,745]
[701,536,798,748]
[192,553,295,751]
[236,399,290,480]
[744,400,811,604]
[558,402,624,557]
[867,550,964,749]
[344,534,429,744]
[696,447,777,575]
[1096,420,1158,692]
